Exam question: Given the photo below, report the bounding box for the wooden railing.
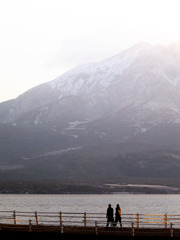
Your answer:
[0,210,180,229]
[0,211,180,237]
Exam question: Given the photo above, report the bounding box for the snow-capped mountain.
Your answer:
[1,42,180,128]
[0,42,180,185]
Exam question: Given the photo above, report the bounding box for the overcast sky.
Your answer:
[0,0,180,103]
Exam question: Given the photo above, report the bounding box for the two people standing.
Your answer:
[106,204,122,227]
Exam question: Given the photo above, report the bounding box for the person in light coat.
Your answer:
[115,204,122,227]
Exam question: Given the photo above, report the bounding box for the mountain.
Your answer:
[0,42,180,190]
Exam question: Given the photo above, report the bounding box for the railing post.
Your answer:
[170,223,173,237]
[35,211,39,225]
[164,213,167,228]
[13,210,16,224]
[59,211,63,233]
[84,212,87,227]
[59,212,63,226]
[29,219,32,232]
[95,221,98,235]
[132,222,135,237]
[136,213,139,228]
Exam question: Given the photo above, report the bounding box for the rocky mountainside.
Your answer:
[0,42,180,187]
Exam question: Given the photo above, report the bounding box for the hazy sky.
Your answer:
[0,0,180,103]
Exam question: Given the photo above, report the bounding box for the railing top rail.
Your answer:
[15,211,59,214]
[142,214,166,216]
[0,210,14,213]
[1,210,180,217]
[15,212,36,214]
[167,214,180,217]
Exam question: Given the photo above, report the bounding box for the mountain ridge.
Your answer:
[1,42,180,124]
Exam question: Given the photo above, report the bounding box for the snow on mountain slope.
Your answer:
[49,42,150,94]
[41,42,180,115]
[0,42,180,127]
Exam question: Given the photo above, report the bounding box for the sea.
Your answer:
[0,194,179,215]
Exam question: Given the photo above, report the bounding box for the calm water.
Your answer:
[0,194,180,214]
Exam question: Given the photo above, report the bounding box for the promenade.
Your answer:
[0,210,180,239]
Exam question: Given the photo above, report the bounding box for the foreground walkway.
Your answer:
[0,223,180,239]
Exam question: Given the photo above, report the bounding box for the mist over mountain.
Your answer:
[0,42,180,191]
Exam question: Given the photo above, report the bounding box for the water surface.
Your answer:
[0,194,179,214]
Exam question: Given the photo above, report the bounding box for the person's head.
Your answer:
[117,204,120,209]
[108,204,111,208]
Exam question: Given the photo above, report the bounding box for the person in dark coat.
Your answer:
[115,204,122,227]
[106,204,114,226]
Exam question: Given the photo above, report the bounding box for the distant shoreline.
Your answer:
[104,183,180,194]
[0,183,179,194]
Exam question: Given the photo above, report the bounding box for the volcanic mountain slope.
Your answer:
[0,42,180,186]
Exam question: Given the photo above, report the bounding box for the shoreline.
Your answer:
[0,183,179,194]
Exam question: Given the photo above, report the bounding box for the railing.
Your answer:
[0,211,180,237]
[0,210,180,229]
